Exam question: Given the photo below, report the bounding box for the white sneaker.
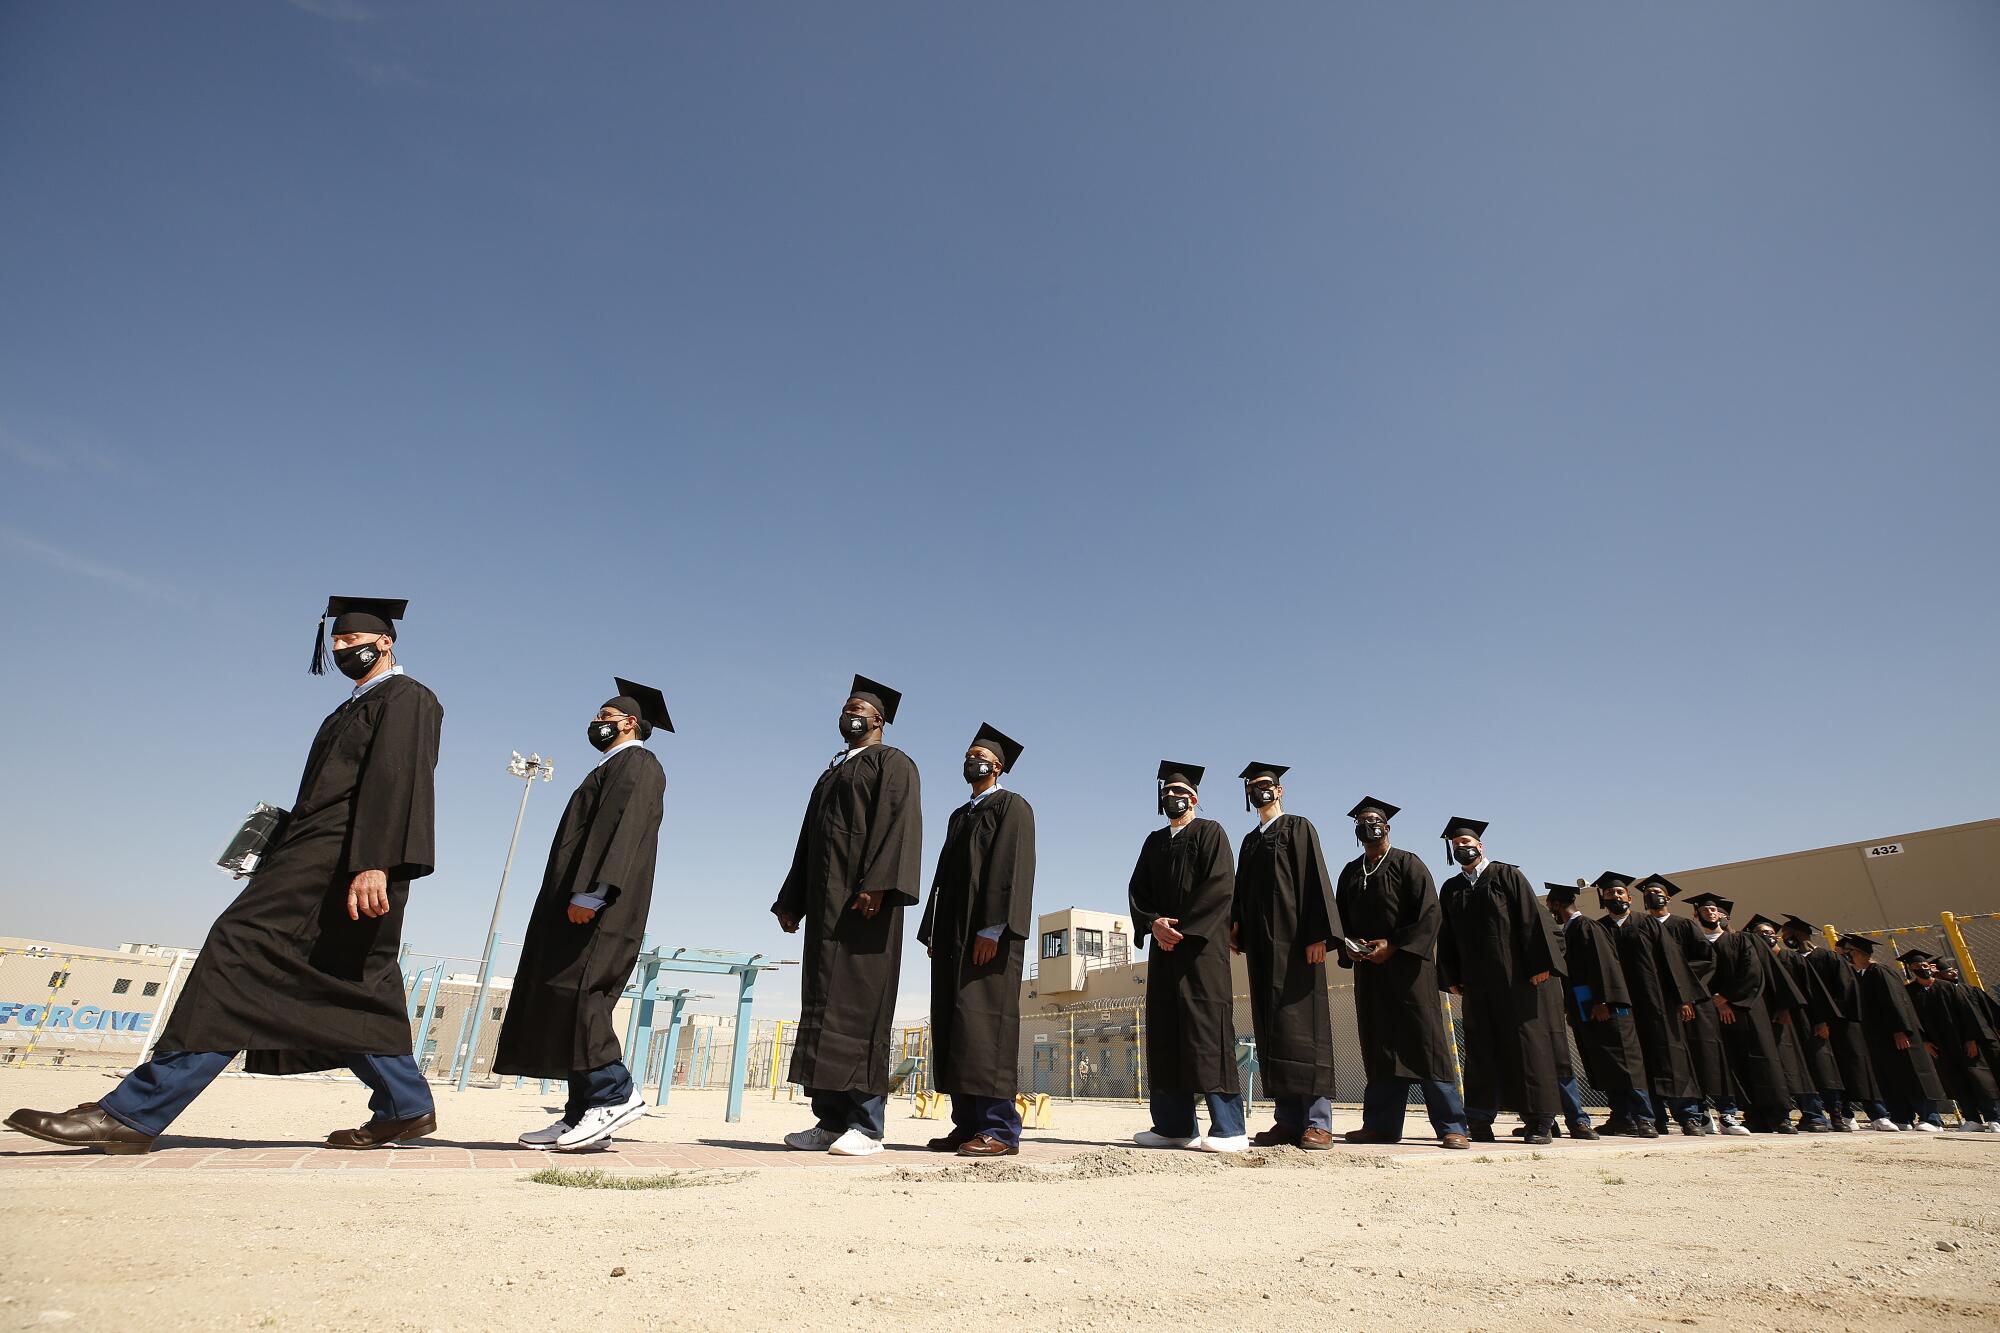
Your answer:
[783,1125,841,1152]
[828,1129,882,1156]
[1196,1134,1248,1154]
[1979,1123,2000,1134]
[1867,1117,1900,1132]
[1719,1119,1751,1137]
[517,1118,574,1149]
[555,1090,649,1152]
[1913,1121,1943,1134]
[1133,1130,1196,1149]
[1840,1118,1859,1132]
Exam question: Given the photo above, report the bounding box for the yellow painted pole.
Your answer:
[1821,922,1841,950]
[769,1019,786,1098]
[1942,911,1984,990]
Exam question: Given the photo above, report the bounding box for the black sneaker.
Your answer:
[1770,1122,1798,1135]
[1678,1118,1706,1137]
[1567,1122,1600,1140]
[1633,1122,1660,1138]
[1469,1124,1496,1143]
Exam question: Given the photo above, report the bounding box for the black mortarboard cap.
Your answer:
[311,596,408,675]
[1543,882,1580,905]
[1157,761,1204,790]
[1440,817,1489,841]
[606,677,674,734]
[847,674,902,725]
[1636,874,1683,898]
[971,723,1024,773]
[1896,948,1936,966]
[1743,913,1784,934]
[1592,871,1636,892]
[1684,891,1734,915]
[1836,933,1876,956]
[1780,914,1818,935]
[1347,797,1400,821]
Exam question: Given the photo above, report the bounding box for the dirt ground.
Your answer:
[2,1067,1996,1331]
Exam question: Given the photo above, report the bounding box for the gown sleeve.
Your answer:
[345,682,442,882]
[853,749,923,907]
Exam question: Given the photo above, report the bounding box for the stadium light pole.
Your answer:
[455,751,554,1091]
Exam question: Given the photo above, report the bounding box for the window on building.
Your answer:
[1075,928,1104,958]
[1109,930,1129,963]
[111,977,131,994]
[1041,930,1067,960]
[491,1006,504,1020]
[48,969,71,989]
[142,982,161,997]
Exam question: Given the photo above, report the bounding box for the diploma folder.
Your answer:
[217,802,290,879]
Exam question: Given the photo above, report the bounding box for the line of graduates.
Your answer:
[12,617,1996,1163]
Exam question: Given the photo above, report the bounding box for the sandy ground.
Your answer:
[2,1068,1997,1331]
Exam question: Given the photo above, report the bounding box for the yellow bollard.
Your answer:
[1821,922,1841,950]
[769,1019,786,1099]
[1942,912,1985,990]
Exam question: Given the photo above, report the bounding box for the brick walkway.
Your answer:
[0,1126,1903,1173]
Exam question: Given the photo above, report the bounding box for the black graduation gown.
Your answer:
[1756,943,1820,1099]
[1558,913,1648,1096]
[1662,914,1734,1103]
[1232,815,1338,1099]
[1707,930,1792,1115]
[1801,945,1876,1103]
[772,745,924,1096]
[1437,863,1563,1118]
[917,787,1036,1100]
[1910,981,2000,1110]
[1854,964,1946,1111]
[493,746,665,1078]
[1544,923,1577,1086]
[1334,847,1456,1083]
[159,674,441,1073]
[1129,819,1239,1095]
[1775,946,1845,1096]
[1601,913,1703,1103]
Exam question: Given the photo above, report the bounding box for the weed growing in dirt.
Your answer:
[527,1167,740,1190]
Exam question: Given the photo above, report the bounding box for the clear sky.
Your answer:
[2,2,1994,1017]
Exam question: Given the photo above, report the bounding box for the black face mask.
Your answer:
[839,713,871,743]
[964,758,995,783]
[1641,890,1668,910]
[1356,821,1387,844]
[333,642,382,680]
[1248,787,1277,810]
[1162,795,1192,819]
[1452,844,1480,866]
[1604,898,1630,917]
[588,720,622,752]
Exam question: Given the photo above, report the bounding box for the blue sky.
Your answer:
[2,2,1994,1016]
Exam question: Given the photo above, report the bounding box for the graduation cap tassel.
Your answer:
[309,616,329,675]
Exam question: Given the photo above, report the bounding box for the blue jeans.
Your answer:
[1149,1091,1246,1140]
[1795,1093,1831,1128]
[809,1088,886,1139]
[950,1094,1022,1146]
[1272,1095,1334,1132]
[1609,1088,1656,1123]
[1557,1077,1594,1129]
[562,1061,634,1124]
[1361,1078,1468,1140]
[99,1049,433,1137]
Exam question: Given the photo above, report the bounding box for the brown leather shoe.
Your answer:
[1344,1127,1399,1145]
[1299,1127,1334,1151]
[1439,1132,1472,1150]
[6,1103,155,1155]
[955,1132,1019,1157]
[325,1111,437,1150]
[1250,1124,1302,1148]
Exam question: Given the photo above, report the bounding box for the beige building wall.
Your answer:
[1664,818,1999,931]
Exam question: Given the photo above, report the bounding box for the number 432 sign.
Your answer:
[1864,843,1904,858]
